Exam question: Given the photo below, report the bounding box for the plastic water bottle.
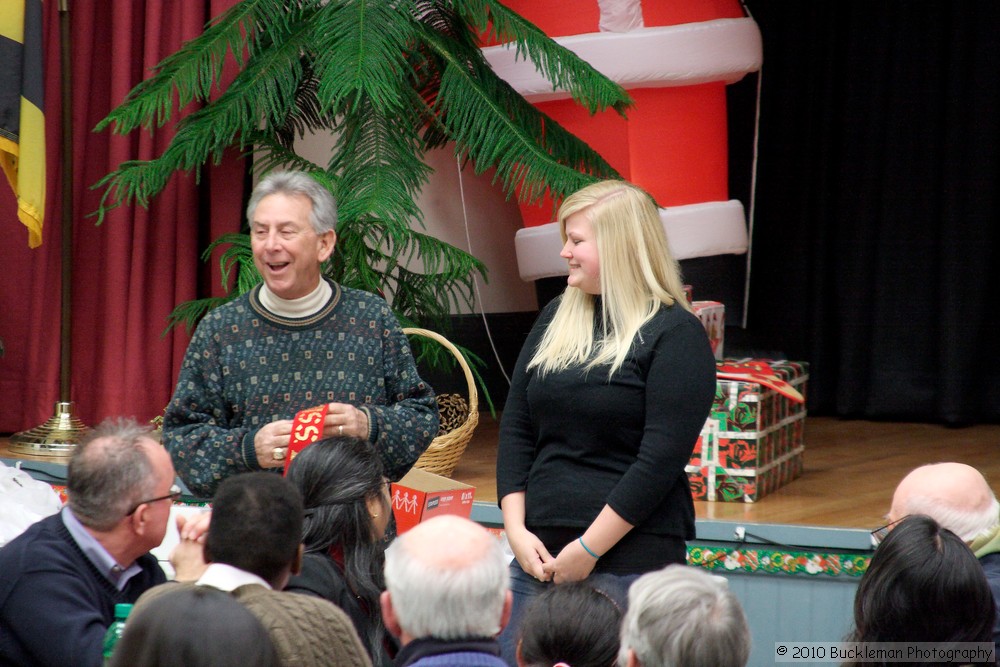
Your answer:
[102,603,133,664]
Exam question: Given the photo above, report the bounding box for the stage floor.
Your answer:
[5,416,999,532]
[449,415,1000,530]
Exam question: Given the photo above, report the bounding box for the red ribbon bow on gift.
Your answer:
[716,361,805,403]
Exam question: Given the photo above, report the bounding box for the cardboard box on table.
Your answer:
[391,468,475,534]
[687,360,809,502]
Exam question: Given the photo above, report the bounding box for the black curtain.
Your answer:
[732,1,1000,424]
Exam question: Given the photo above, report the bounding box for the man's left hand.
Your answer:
[324,403,369,440]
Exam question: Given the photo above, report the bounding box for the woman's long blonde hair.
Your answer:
[528,180,691,376]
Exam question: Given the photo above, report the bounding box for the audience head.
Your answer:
[109,585,280,667]
[888,462,999,542]
[287,436,391,549]
[68,418,176,551]
[286,436,391,659]
[205,472,304,588]
[247,170,338,235]
[852,514,994,648]
[382,515,510,643]
[618,564,750,667]
[517,581,622,667]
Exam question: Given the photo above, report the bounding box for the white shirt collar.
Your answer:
[196,562,272,591]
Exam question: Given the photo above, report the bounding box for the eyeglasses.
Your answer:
[870,516,907,545]
[127,484,182,516]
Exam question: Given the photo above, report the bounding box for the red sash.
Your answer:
[284,404,329,474]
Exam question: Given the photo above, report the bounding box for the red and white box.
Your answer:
[687,360,809,503]
[390,468,475,534]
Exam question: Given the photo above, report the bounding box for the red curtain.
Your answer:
[0,0,246,433]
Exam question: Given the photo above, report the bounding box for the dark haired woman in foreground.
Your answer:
[516,581,621,667]
[844,514,995,666]
[285,436,398,666]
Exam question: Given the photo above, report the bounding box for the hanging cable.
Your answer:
[455,154,512,387]
[739,0,764,329]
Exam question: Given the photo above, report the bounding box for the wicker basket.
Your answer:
[404,327,479,478]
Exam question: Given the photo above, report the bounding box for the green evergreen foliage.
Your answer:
[93,0,631,400]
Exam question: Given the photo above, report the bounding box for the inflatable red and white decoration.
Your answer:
[481,0,762,281]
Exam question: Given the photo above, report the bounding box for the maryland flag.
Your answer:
[0,0,45,248]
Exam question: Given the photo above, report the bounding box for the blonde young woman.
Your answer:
[495,180,717,664]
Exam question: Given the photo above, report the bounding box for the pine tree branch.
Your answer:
[419,26,623,205]
[95,0,297,135]
[452,0,633,115]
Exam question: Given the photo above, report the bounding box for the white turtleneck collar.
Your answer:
[257,279,332,319]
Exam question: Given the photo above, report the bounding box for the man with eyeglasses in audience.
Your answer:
[0,418,179,667]
[877,462,1000,647]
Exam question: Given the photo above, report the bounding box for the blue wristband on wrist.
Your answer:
[578,536,600,559]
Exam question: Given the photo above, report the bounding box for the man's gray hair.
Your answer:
[618,564,751,667]
[247,171,338,234]
[902,494,1000,543]
[383,523,509,639]
[67,418,160,531]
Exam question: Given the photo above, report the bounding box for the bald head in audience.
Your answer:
[885,462,1000,648]
[888,463,999,542]
[381,515,511,664]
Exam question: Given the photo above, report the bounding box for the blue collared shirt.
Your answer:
[61,507,143,591]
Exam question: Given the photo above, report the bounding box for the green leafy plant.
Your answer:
[92,0,631,407]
